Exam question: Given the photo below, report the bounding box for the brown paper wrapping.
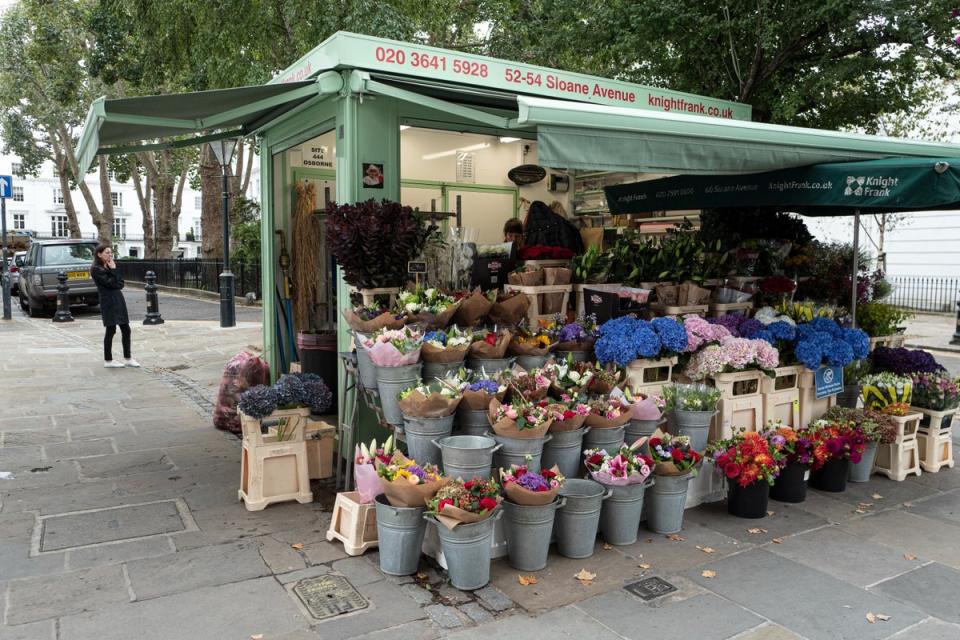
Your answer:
[398,390,462,418]
[489,293,530,326]
[454,290,494,327]
[584,406,633,429]
[507,339,553,357]
[501,466,563,505]
[406,300,463,330]
[342,308,405,333]
[421,341,470,364]
[541,267,572,315]
[433,504,500,530]
[468,330,513,358]
[547,406,588,433]
[488,398,552,439]
[653,459,699,477]
[508,269,544,286]
[554,337,595,353]
[380,474,448,508]
[506,383,549,404]
[460,389,503,411]
[655,284,679,306]
[679,282,711,306]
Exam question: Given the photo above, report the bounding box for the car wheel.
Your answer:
[18,290,28,312]
[27,297,42,318]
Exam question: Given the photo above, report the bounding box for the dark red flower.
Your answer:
[479,497,498,511]
[438,498,454,512]
[463,481,476,490]
[587,453,604,466]
[541,468,556,479]
[484,332,497,346]
[671,449,684,462]
[723,462,741,478]
[648,438,662,448]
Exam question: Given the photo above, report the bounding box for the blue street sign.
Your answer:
[815,365,844,399]
[0,175,11,199]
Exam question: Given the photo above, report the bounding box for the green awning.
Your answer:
[517,97,960,174]
[76,73,345,172]
[605,157,960,215]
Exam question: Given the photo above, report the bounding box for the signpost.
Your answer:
[0,175,11,320]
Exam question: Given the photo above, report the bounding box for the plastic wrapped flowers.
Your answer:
[363,327,423,366]
[584,442,654,486]
[500,464,565,505]
[354,436,394,503]
[427,477,502,529]
[376,451,446,508]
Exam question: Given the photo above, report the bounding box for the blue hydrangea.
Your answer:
[753,329,775,344]
[826,338,854,366]
[424,330,446,345]
[595,317,641,367]
[839,327,870,360]
[768,321,796,342]
[795,339,825,370]
[809,317,840,336]
[275,374,306,406]
[632,325,662,359]
[651,317,688,354]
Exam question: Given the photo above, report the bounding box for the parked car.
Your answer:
[18,240,99,317]
[6,251,26,295]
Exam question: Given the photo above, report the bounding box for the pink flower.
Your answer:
[506,408,518,420]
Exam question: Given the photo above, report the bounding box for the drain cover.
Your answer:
[293,575,368,620]
[624,576,678,601]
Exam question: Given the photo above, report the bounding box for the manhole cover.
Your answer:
[624,576,678,601]
[293,575,368,620]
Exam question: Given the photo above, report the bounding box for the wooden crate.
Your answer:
[349,287,401,308]
[912,406,956,473]
[874,413,923,481]
[238,408,313,511]
[707,302,754,318]
[798,369,837,427]
[305,417,336,480]
[503,283,573,326]
[650,303,709,318]
[326,491,378,556]
[761,366,803,428]
[708,371,763,441]
[868,334,907,352]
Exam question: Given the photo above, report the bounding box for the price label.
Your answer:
[407,261,427,274]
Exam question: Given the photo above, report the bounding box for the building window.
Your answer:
[53,188,63,205]
[111,192,122,207]
[13,213,25,230]
[12,186,24,202]
[11,162,22,176]
[193,218,201,238]
[51,215,68,238]
[52,166,59,178]
[129,247,139,258]
[113,217,126,239]
[108,170,116,181]
[194,195,202,209]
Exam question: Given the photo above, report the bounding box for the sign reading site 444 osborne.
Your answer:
[275,33,752,121]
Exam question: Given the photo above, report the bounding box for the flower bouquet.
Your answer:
[753,306,797,326]
[508,323,556,358]
[648,434,702,476]
[508,264,544,286]
[398,381,463,418]
[342,305,405,333]
[488,291,531,326]
[663,383,721,413]
[910,372,960,411]
[363,327,423,367]
[762,423,817,466]
[488,398,553,438]
[871,347,944,376]
[499,464,565,505]
[860,372,912,410]
[805,419,866,469]
[584,396,633,429]
[542,394,591,432]
[708,431,783,488]
[881,402,911,417]
[399,287,461,329]
[468,328,513,360]
[507,369,552,402]
[427,477,502,530]
[376,451,446,507]
[354,436,395,503]
[823,407,897,445]
[460,372,508,411]
[421,327,473,363]
[583,443,654,486]
[793,318,869,371]
[684,335,780,380]
[551,314,598,352]
[594,316,689,367]
[543,355,596,395]
[454,288,495,327]
[618,387,665,422]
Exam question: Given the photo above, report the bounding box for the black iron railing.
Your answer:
[116,259,261,300]
[888,276,960,313]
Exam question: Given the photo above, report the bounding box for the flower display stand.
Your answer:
[868,334,906,351]
[798,369,837,426]
[707,302,754,318]
[326,491,379,556]
[350,286,401,308]
[625,356,678,397]
[238,408,313,511]
[708,371,763,442]
[573,283,622,317]
[504,283,573,326]
[874,413,923,482]
[305,417,336,480]
[761,366,803,428]
[650,303,709,318]
[912,406,956,473]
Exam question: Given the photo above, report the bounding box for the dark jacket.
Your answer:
[524,200,585,254]
[91,265,129,327]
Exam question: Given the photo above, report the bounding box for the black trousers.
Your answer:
[104,323,131,361]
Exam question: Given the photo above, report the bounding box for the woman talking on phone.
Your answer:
[91,243,139,369]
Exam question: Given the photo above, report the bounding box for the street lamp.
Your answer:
[211,136,241,328]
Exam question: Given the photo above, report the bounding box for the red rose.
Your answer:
[587,453,604,466]
[515,467,527,477]
[649,438,661,448]
[484,332,497,346]
[723,462,741,478]
[479,497,498,511]
[437,498,454,512]
[541,468,556,479]
[671,449,684,462]
[640,455,654,467]
[563,410,576,420]
[463,481,476,490]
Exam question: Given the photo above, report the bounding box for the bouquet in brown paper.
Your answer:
[454,289,495,327]
[488,398,552,438]
[489,291,530,326]
[500,464,565,506]
[377,451,447,507]
[426,477,502,530]
[584,396,633,429]
[550,315,599,352]
[398,382,463,418]
[421,327,472,363]
[542,395,591,432]
[543,355,596,396]
[508,322,556,358]
[468,328,512,359]
[507,265,543,286]
[398,288,461,330]
[587,363,625,395]
[460,371,508,411]
[678,282,711,306]
[541,266,572,315]
[647,431,703,477]
[655,284,679,306]
[506,369,552,403]
[342,306,405,333]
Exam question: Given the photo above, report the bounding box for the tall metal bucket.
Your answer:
[646,473,693,534]
[402,414,455,467]
[434,435,501,481]
[490,433,552,473]
[376,363,423,427]
[598,478,654,545]
[425,509,502,590]
[625,419,661,454]
[355,346,379,389]
[422,360,464,383]
[375,495,426,575]
[541,427,590,479]
[556,479,611,558]
[457,408,492,437]
[514,354,550,372]
[466,357,515,376]
[672,410,715,452]
[503,498,566,571]
[582,425,626,454]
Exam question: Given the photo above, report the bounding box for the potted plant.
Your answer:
[708,431,783,518]
[646,434,702,533]
[838,359,871,408]
[823,407,897,483]
[500,464,566,571]
[870,346,944,376]
[856,301,910,345]
[595,316,689,388]
[910,372,960,413]
[584,442,655,545]
[663,383,722,451]
[764,423,815,503]
[860,372,913,411]
[806,419,865,492]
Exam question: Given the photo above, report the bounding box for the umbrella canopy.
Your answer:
[604,157,960,216]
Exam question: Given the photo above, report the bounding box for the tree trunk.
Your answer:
[96,156,115,244]
[129,156,155,258]
[49,139,81,238]
[150,151,179,259]
[200,144,223,259]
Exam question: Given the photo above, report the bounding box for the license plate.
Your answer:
[66,271,89,281]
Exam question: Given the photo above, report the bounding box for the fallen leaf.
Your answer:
[696,546,716,554]
[518,575,538,586]
[645,538,653,543]
[766,510,775,517]
[666,534,685,542]
[701,570,717,578]
[638,563,652,570]
[602,543,613,550]
[877,614,891,621]
[771,538,784,544]
[903,502,913,508]
[855,509,867,515]
[747,528,767,534]
[858,502,874,508]
[574,569,596,585]
[415,571,428,581]
[866,612,876,624]
[291,543,304,550]
[872,493,883,500]
[251,635,264,640]
[904,554,918,561]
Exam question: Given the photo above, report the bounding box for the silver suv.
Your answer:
[18,240,99,317]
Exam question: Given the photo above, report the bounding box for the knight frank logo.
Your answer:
[844,175,899,197]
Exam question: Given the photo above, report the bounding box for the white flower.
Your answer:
[405,302,421,313]
[424,288,436,300]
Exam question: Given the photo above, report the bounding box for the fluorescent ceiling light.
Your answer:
[399,125,411,131]
[422,142,490,161]
[499,137,521,144]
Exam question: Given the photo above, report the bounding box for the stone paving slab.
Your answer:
[613,523,749,574]
[872,563,960,624]
[733,624,804,640]
[838,510,960,570]
[43,439,115,460]
[903,488,960,526]
[75,449,175,479]
[5,565,130,625]
[40,500,186,552]
[817,475,942,508]
[888,618,960,639]
[65,536,175,571]
[0,619,56,640]
[301,577,428,639]
[684,498,830,544]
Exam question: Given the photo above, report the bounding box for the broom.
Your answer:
[292,180,322,332]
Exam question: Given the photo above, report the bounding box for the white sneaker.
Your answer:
[104,361,125,368]
[123,358,141,368]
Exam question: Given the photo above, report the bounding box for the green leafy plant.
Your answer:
[856,302,910,337]
[571,244,611,284]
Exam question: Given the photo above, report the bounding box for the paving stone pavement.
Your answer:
[3,302,960,639]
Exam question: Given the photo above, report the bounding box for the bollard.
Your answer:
[143,271,165,325]
[951,299,960,345]
[52,270,74,323]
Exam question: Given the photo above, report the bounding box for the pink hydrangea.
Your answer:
[684,337,780,380]
[683,315,731,353]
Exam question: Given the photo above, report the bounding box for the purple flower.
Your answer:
[739,319,765,339]
[558,323,587,343]
[468,379,501,393]
[771,434,786,448]
[516,472,549,492]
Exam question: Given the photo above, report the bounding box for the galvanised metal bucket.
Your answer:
[422,360,465,384]
[490,433,553,473]
[625,419,661,454]
[556,479,611,558]
[355,346,378,389]
[402,414,455,467]
[646,473,693,534]
[426,509,502,590]
[457,408,492,437]
[598,478,655,545]
[503,497,566,571]
[554,349,590,364]
[541,427,590,479]
[582,425,626,454]
[836,385,861,409]
[375,495,426,576]
[848,440,878,483]
[376,363,422,427]
[672,410,715,452]
[466,357,515,376]
[514,354,550,372]
[433,435,501,481]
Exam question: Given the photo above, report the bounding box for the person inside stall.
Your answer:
[503,218,524,250]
